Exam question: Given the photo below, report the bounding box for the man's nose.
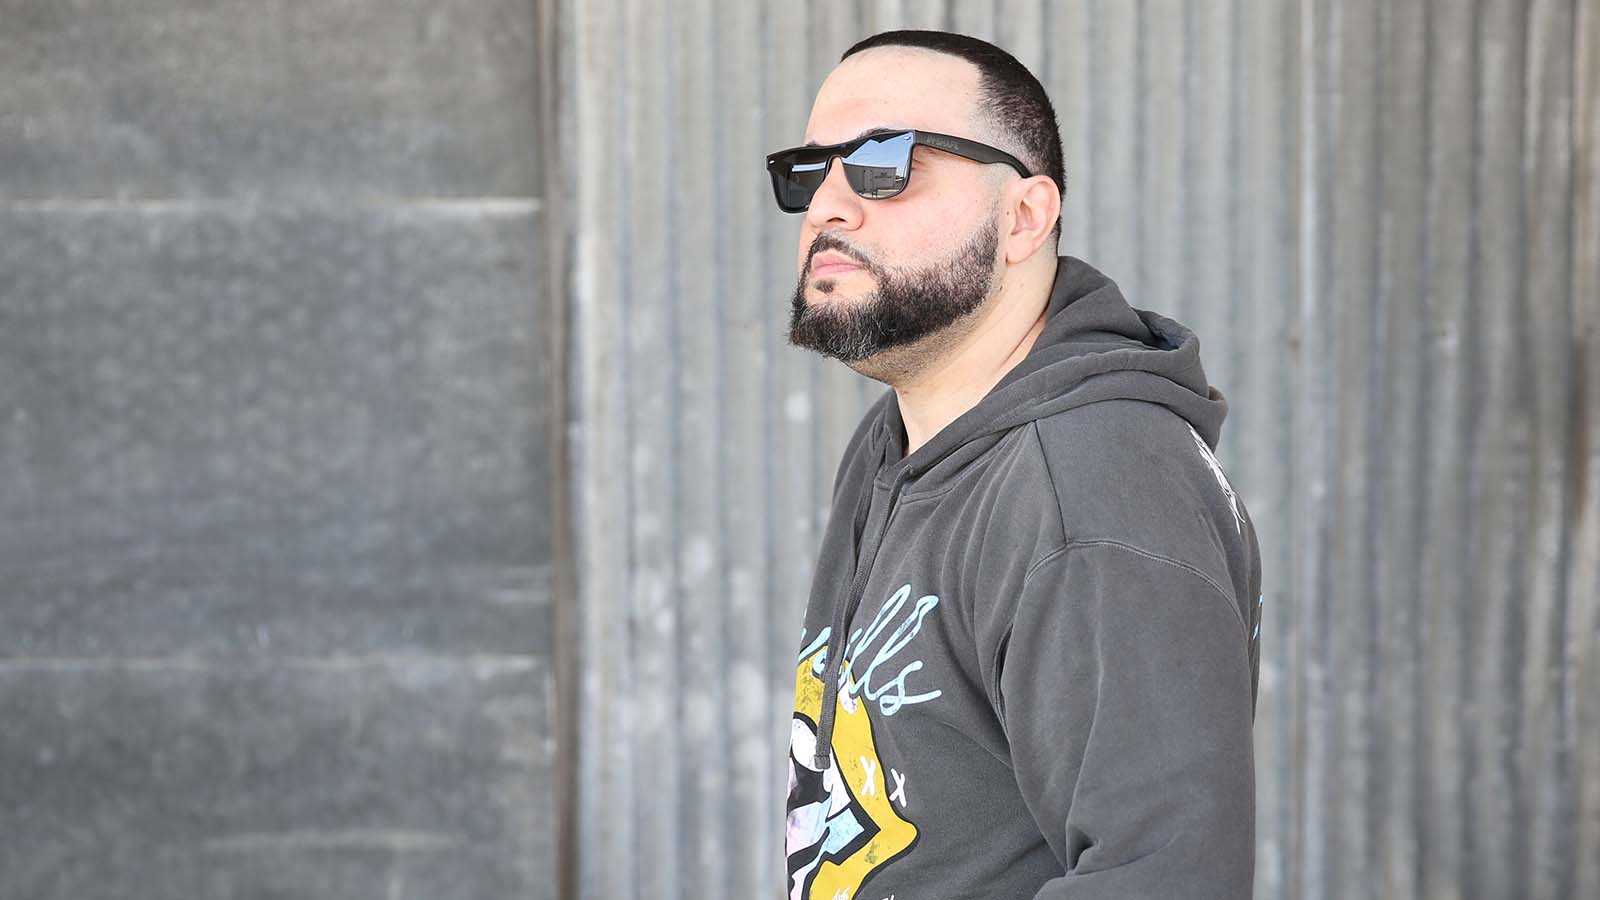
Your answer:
[803,156,864,230]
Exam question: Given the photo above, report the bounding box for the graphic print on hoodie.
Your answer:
[783,254,1263,900]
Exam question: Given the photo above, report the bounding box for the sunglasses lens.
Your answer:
[841,132,913,199]
[769,149,831,212]
[768,131,914,211]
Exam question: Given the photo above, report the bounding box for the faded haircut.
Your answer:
[842,29,1065,244]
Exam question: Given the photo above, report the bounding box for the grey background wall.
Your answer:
[548,2,1600,900]
[1,2,556,898]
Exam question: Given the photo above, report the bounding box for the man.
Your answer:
[769,30,1263,900]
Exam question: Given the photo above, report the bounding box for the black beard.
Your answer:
[787,216,1000,364]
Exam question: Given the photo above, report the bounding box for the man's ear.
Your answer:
[1002,175,1061,265]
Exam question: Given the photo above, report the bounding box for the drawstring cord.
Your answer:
[811,463,915,771]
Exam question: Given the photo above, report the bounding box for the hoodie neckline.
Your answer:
[869,253,1223,491]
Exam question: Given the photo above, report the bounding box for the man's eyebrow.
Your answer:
[800,125,917,149]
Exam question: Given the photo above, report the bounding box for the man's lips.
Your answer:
[810,257,862,278]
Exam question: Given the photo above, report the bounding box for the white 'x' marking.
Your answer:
[858,756,877,796]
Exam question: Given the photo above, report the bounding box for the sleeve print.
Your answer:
[996,540,1256,900]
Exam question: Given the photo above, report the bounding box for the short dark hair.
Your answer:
[841,30,1065,245]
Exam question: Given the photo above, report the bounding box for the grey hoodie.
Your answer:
[783,254,1262,900]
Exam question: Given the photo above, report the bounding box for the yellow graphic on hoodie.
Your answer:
[785,644,919,900]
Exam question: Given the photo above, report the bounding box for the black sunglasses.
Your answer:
[765,128,1033,213]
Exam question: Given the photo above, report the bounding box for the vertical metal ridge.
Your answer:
[1408,0,1439,893]
[535,0,581,893]
[1566,4,1600,895]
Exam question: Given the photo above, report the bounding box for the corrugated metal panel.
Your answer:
[545,1,1600,897]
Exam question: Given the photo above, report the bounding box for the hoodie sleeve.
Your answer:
[994,538,1255,900]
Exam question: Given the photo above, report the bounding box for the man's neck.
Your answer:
[894,257,1056,458]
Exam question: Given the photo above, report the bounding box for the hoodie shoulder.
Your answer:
[1031,397,1252,599]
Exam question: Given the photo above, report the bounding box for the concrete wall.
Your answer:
[0,2,555,897]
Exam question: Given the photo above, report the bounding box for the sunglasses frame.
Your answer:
[765,128,1034,213]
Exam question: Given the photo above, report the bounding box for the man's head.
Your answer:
[783,30,1064,378]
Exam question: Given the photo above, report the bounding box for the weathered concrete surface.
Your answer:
[0,2,555,896]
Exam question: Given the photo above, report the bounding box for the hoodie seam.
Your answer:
[1053,539,1243,629]
[1028,419,1070,546]
[1020,539,1074,581]
[988,538,1245,731]
[1023,411,1236,614]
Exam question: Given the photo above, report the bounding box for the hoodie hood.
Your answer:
[809,253,1230,770]
[877,253,1228,480]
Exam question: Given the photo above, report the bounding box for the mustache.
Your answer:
[806,235,873,272]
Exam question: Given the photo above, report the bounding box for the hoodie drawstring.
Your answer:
[812,463,915,771]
